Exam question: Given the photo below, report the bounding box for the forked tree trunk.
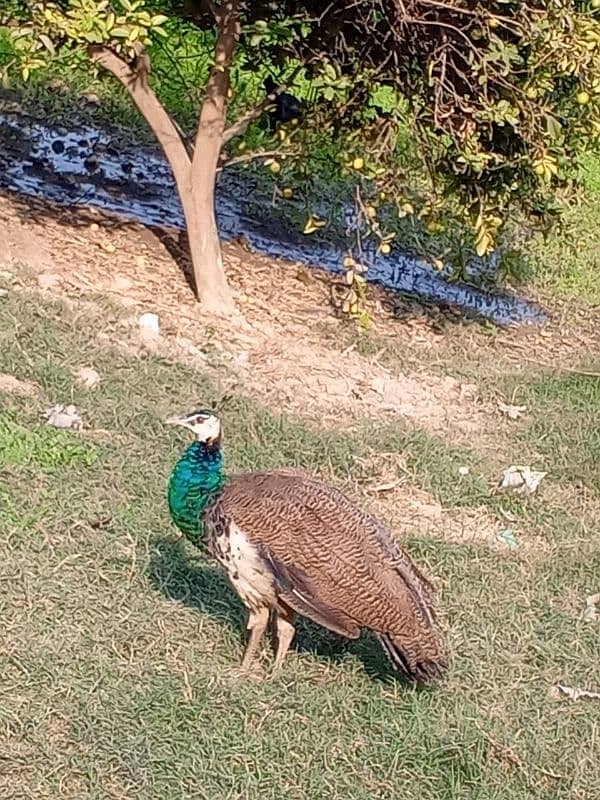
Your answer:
[88,2,241,315]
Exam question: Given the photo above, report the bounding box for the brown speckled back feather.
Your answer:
[207,469,449,681]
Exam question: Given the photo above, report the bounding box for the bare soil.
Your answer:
[1,190,595,552]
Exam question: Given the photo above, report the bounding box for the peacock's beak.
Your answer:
[165,414,188,426]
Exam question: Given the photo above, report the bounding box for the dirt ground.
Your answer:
[1,190,596,552]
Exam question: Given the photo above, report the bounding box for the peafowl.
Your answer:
[166,409,449,682]
[263,76,302,131]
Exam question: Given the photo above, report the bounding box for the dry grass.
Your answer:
[1,275,599,799]
[5,191,597,446]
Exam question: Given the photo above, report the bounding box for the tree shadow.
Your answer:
[0,100,547,329]
[153,228,197,298]
[148,535,417,685]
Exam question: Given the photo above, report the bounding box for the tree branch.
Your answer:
[192,0,241,171]
[88,44,191,178]
[216,149,285,172]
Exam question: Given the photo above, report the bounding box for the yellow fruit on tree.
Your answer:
[282,187,293,199]
[525,87,538,100]
[352,157,365,170]
[269,161,281,174]
[380,243,391,255]
[237,141,247,153]
[534,163,545,176]
[577,90,590,105]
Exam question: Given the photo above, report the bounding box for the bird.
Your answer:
[263,75,302,132]
[166,408,449,682]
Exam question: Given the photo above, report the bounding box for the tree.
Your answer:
[4,1,600,315]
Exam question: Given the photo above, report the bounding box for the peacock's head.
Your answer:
[166,408,221,445]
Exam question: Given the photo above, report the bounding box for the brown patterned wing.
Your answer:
[218,470,448,679]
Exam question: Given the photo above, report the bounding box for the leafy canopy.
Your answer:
[4,1,600,277]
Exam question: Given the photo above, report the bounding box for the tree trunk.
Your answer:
[189,0,242,313]
[178,176,232,313]
[88,29,238,315]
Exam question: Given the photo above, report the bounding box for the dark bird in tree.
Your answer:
[166,409,449,682]
[263,75,302,132]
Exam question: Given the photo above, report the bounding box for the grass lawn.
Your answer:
[1,283,599,800]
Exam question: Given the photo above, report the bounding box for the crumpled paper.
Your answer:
[499,465,547,496]
[43,404,83,430]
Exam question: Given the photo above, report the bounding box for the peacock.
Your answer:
[166,409,449,682]
[263,75,302,131]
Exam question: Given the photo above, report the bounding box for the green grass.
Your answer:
[496,370,600,495]
[520,153,600,306]
[1,287,599,799]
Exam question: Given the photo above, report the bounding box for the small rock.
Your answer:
[100,242,116,254]
[37,272,61,290]
[82,92,101,106]
[138,312,160,340]
[112,275,133,292]
[235,351,250,365]
[457,466,470,476]
[89,223,100,233]
[0,288,8,298]
[75,367,101,390]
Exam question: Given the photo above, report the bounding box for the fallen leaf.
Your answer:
[43,404,83,430]
[549,684,600,702]
[499,465,547,496]
[75,367,100,390]
[497,401,527,420]
[303,215,326,235]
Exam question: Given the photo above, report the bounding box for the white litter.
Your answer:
[43,404,83,430]
[138,312,160,340]
[499,465,547,496]
[549,684,600,702]
[497,401,527,420]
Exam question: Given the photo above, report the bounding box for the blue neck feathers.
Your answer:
[167,440,225,545]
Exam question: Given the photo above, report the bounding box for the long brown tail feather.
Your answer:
[378,633,448,683]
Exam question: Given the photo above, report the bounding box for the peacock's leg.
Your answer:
[240,606,270,670]
[272,606,296,671]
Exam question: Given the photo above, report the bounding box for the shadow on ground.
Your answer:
[148,535,420,685]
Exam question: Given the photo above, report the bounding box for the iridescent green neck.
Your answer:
[167,440,225,545]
